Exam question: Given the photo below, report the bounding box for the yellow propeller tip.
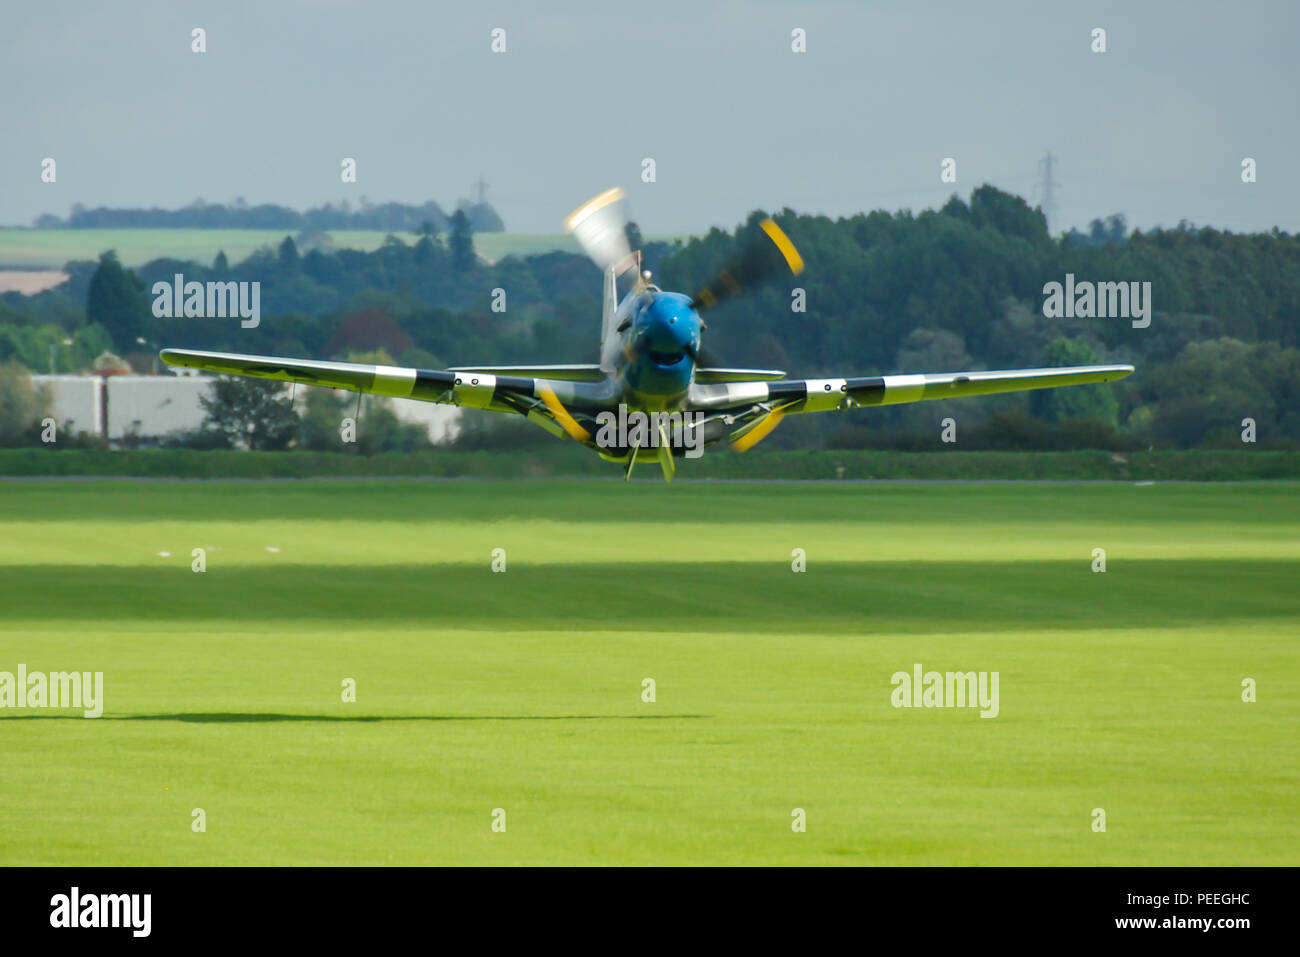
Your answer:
[563,188,626,234]
[759,219,804,276]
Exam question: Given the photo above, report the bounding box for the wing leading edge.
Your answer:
[156,348,615,437]
[689,364,1134,413]
[160,348,459,400]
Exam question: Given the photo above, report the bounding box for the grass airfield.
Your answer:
[1,479,1296,865]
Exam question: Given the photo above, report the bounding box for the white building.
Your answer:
[381,396,461,444]
[28,374,461,444]
[29,375,101,438]
[107,375,211,439]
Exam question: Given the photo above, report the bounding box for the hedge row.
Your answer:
[1,447,1297,481]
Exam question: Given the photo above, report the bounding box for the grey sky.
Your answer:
[4,0,1296,235]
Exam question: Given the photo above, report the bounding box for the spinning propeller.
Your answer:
[563,187,635,276]
[690,218,805,312]
[558,188,808,459]
[564,188,805,308]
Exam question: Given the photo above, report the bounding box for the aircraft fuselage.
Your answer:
[609,289,702,411]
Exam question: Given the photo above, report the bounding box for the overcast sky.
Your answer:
[3,0,1295,235]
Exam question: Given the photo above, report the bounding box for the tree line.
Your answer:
[2,184,1297,451]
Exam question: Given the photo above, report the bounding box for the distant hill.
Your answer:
[31,197,506,233]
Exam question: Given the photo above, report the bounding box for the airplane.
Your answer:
[160,188,1134,482]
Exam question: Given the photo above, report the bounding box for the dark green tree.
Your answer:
[625,221,644,252]
[297,388,431,453]
[449,210,475,272]
[213,250,229,271]
[0,362,44,446]
[939,194,970,221]
[198,376,298,450]
[969,184,1048,242]
[278,235,300,268]
[1030,337,1120,425]
[296,389,350,450]
[413,221,440,264]
[86,251,149,352]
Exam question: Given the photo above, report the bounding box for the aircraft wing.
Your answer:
[447,364,606,382]
[687,364,1134,451]
[158,348,614,442]
[786,364,1133,410]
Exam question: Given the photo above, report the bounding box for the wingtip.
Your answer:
[158,348,196,368]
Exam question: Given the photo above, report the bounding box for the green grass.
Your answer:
[0,229,686,269]
[1,480,1296,865]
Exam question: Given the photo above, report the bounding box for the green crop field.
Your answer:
[0,229,686,269]
[1,479,1296,865]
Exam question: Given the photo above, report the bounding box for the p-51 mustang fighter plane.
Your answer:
[161,188,1133,482]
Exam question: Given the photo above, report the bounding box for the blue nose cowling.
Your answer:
[641,293,699,361]
[627,292,699,399]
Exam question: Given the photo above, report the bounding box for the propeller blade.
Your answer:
[537,384,592,443]
[691,218,804,312]
[730,402,794,452]
[563,188,634,274]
